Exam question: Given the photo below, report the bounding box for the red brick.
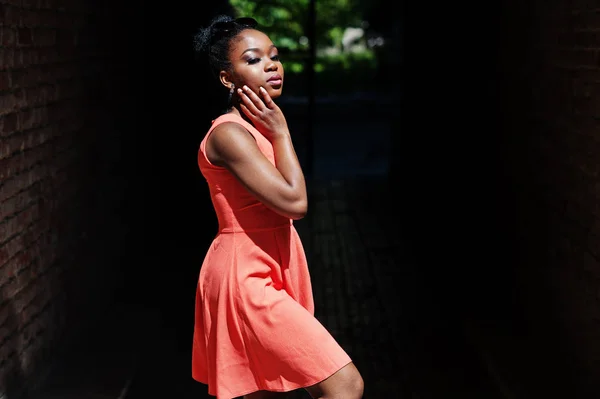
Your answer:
[21,0,40,7]
[20,107,49,130]
[0,256,20,291]
[2,4,21,27]
[0,163,46,201]
[575,30,600,47]
[20,215,46,243]
[0,141,52,181]
[570,49,598,66]
[21,316,42,344]
[13,277,40,313]
[0,234,25,266]
[25,85,56,105]
[572,0,598,12]
[56,79,81,99]
[0,0,121,391]
[0,72,9,91]
[20,8,41,27]
[0,302,10,327]
[0,335,18,364]
[17,28,33,47]
[11,68,42,88]
[1,27,16,46]
[33,28,55,47]
[1,112,19,136]
[0,48,15,70]
[0,205,41,244]
[38,10,58,27]
[572,11,600,29]
[37,47,56,64]
[55,12,74,29]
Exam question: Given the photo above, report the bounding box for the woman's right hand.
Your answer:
[237,85,290,142]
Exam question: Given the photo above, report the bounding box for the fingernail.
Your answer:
[243,85,249,90]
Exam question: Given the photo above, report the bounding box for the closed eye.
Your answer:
[245,54,280,64]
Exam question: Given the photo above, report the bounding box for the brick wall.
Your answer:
[0,0,136,396]
[498,1,600,395]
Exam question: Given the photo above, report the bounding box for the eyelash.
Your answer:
[248,55,281,64]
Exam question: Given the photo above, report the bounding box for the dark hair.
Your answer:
[193,15,259,77]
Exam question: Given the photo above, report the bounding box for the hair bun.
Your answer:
[193,14,235,53]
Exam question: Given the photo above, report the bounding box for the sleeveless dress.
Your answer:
[191,113,352,398]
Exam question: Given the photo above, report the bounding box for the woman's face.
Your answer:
[225,29,284,99]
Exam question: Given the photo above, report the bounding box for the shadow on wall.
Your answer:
[0,289,23,398]
[0,253,69,398]
[125,0,241,341]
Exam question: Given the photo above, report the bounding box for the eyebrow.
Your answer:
[241,44,277,56]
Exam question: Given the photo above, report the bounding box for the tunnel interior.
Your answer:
[0,0,599,398]
[120,1,600,396]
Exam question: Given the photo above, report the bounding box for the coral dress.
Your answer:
[192,113,352,398]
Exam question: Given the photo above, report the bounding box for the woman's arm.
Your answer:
[207,121,307,220]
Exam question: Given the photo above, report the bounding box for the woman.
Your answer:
[192,15,364,399]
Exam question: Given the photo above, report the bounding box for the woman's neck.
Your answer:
[226,104,253,126]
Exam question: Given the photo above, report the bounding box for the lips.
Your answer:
[267,74,282,86]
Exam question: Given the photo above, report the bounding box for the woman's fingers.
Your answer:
[237,88,260,115]
[239,102,254,120]
[259,87,275,109]
[242,85,267,111]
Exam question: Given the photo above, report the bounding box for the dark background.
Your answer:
[1,0,599,398]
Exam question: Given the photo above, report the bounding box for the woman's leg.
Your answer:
[243,363,363,399]
[304,362,364,399]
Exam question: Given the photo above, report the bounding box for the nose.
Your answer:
[265,60,277,71]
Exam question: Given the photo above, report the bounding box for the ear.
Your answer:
[219,70,235,90]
